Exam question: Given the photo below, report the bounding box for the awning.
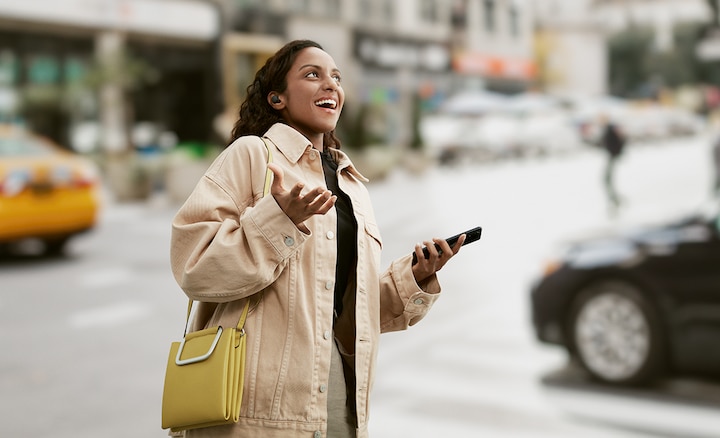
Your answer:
[453,52,536,81]
[0,0,218,41]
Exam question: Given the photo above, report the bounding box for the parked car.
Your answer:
[0,125,101,255]
[530,201,720,385]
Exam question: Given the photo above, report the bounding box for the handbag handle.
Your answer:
[182,136,274,336]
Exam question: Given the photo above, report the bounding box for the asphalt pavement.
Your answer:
[1,133,719,437]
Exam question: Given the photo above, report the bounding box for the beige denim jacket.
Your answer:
[170,123,441,438]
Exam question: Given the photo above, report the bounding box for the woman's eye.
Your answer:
[306,71,319,78]
[333,75,342,83]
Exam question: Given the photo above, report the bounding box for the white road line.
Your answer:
[544,385,720,438]
[68,301,151,329]
[78,267,134,289]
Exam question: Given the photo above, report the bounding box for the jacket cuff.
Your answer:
[392,255,441,314]
[246,194,309,259]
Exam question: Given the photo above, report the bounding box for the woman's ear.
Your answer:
[268,94,284,108]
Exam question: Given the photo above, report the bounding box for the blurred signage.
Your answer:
[354,33,450,72]
[0,0,218,41]
[453,52,536,80]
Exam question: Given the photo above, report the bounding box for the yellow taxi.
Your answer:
[0,124,101,255]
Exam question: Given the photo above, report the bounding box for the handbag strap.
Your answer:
[261,137,273,197]
[182,136,274,335]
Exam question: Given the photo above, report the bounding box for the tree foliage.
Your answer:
[608,22,720,98]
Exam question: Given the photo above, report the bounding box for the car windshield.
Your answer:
[696,199,720,221]
[693,199,720,232]
[0,136,53,157]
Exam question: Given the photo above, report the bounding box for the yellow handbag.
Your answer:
[161,137,273,432]
[161,301,250,432]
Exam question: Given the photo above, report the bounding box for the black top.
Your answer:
[602,123,625,157]
[320,150,357,317]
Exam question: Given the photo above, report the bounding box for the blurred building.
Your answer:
[532,0,608,97]
[220,0,536,148]
[532,0,711,99]
[0,0,221,151]
[0,0,541,152]
[451,0,536,94]
[592,0,709,52]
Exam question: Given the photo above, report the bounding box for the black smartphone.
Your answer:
[411,226,483,265]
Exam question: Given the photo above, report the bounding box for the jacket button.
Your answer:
[325,281,333,290]
[323,330,331,340]
[413,298,424,305]
[314,432,322,438]
[326,231,334,239]
[284,236,294,247]
[319,384,327,393]
[309,151,317,160]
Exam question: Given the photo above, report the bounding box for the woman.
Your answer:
[170,39,464,438]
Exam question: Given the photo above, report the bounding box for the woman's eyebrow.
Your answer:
[299,64,341,74]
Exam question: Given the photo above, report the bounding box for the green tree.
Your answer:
[608,25,653,96]
[608,23,712,97]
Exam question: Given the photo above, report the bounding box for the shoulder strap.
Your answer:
[261,137,273,196]
[182,136,274,335]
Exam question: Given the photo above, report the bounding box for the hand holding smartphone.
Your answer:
[411,226,482,265]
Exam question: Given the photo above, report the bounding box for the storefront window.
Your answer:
[420,0,439,23]
[382,0,394,24]
[0,50,19,86]
[323,0,340,18]
[483,0,496,33]
[28,55,60,85]
[64,58,87,85]
[359,0,373,20]
[451,0,467,28]
[235,53,256,102]
[291,0,311,13]
[509,5,520,38]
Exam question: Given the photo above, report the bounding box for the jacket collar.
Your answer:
[263,123,368,182]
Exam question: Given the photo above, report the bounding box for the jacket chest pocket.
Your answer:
[360,218,383,268]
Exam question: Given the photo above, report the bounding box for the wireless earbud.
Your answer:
[271,95,281,104]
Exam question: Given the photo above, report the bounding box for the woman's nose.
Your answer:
[323,76,338,91]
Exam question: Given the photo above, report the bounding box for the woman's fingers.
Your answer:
[411,234,466,283]
[305,190,336,214]
[289,182,306,198]
[266,163,336,225]
[268,163,285,194]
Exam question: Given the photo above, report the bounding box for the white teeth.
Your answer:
[314,99,337,108]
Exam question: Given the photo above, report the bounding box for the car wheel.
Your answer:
[44,236,70,256]
[569,281,665,385]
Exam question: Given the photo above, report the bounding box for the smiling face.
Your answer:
[271,47,344,150]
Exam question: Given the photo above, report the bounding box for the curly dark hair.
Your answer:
[228,39,342,149]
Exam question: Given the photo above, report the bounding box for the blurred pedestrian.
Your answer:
[599,114,626,214]
[169,39,465,438]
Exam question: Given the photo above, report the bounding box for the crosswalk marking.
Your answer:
[78,266,134,289]
[68,301,151,329]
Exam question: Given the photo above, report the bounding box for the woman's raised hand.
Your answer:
[268,163,336,233]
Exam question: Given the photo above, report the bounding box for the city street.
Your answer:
[2,133,720,437]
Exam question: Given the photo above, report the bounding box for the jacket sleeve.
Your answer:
[170,138,308,303]
[378,254,441,333]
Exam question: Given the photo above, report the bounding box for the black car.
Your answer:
[531,201,720,385]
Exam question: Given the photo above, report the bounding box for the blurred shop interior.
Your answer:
[1,0,720,202]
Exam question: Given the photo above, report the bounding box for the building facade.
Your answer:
[0,0,221,151]
[532,0,713,99]
[221,0,536,148]
[0,0,539,151]
[531,0,608,97]
[452,0,536,94]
